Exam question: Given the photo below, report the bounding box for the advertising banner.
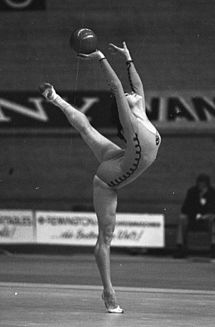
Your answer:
[36,211,164,248]
[0,210,35,243]
[0,90,215,132]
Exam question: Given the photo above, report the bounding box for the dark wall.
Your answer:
[1,131,215,227]
[0,0,215,91]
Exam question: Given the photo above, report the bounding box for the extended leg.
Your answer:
[39,83,123,163]
[93,175,123,313]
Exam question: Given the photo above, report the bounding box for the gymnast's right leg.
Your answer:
[39,83,123,163]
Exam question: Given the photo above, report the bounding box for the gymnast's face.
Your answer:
[125,92,142,109]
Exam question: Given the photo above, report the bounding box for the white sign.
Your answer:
[0,210,35,243]
[36,211,164,248]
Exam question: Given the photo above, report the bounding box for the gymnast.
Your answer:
[39,41,161,313]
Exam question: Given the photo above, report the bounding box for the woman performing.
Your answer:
[39,42,161,313]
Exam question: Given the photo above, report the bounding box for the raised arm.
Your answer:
[109,42,145,99]
[79,50,125,96]
[97,52,124,96]
[78,50,135,129]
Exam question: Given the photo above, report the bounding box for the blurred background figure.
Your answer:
[175,174,215,258]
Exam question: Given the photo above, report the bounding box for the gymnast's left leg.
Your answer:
[39,83,123,163]
[93,175,124,313]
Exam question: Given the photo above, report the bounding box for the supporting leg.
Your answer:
[93,175,123,313]
[93,175,116,294]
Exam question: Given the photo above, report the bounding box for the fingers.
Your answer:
[108,43,120,53]
[77,51,97,60]
[77,53,89,59]
[109,43,118,49]
[109,42,129,53]
[77,50,104,61]
[123,41,128,50]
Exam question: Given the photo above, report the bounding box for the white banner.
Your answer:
[0,210,35,243]
[36,211,164,248]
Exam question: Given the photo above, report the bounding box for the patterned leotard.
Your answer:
[96,109,161,190]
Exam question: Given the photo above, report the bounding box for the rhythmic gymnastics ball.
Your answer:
[70,28,98,54]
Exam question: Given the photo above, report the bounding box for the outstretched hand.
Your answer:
[78,50,104,61]
[109,41,130,58]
